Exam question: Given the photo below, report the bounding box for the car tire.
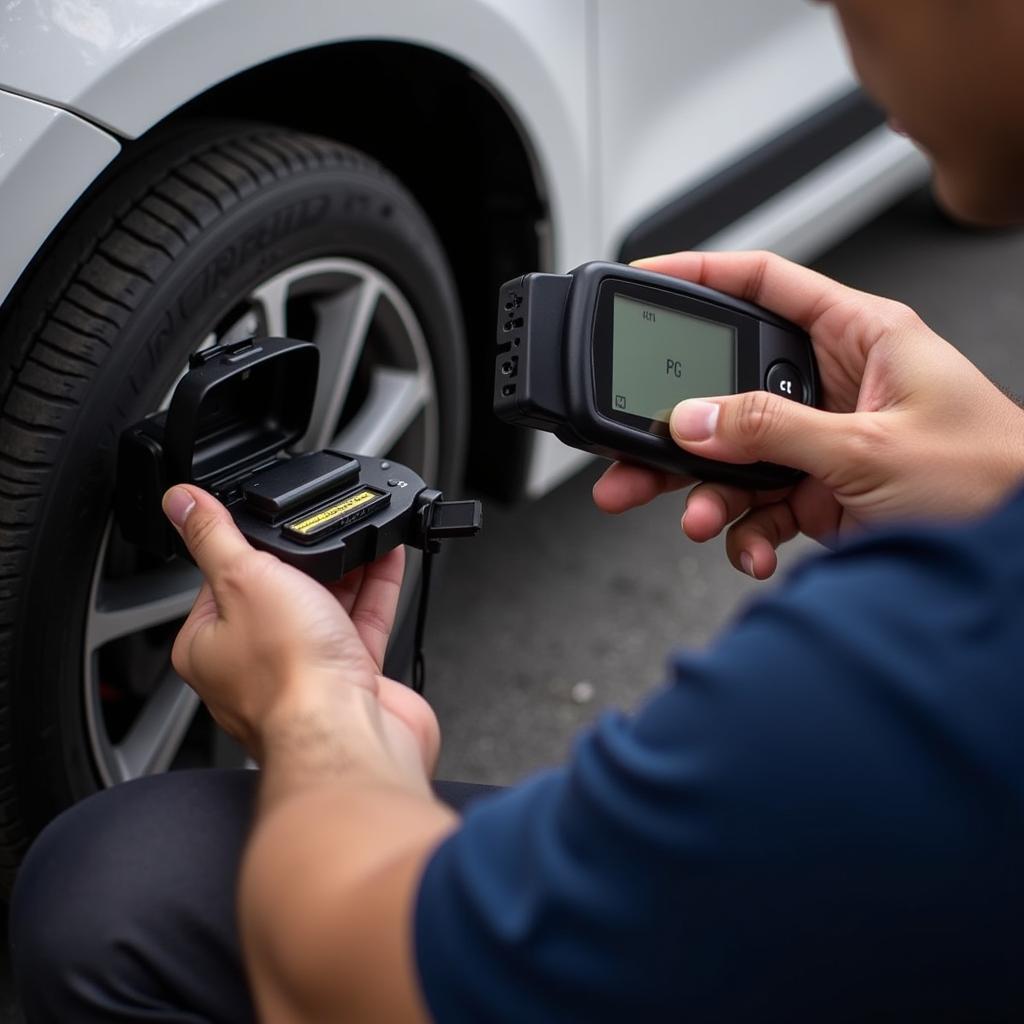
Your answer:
[0,121,467,889]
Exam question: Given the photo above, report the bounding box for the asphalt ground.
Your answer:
[430,188,1024,785]
[5,187,1024,1018]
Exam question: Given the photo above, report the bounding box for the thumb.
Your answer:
[162,484,253,586]
[669,393,857,479]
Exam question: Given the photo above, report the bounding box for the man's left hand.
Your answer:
[162,484,439,774]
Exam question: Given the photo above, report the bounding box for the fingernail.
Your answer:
[670,400,719,442]
[163,487,195,529]
[740,551,755,578]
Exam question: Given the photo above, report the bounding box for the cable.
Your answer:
[411,549,434,695]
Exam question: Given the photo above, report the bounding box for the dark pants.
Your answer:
[9,770,498,1023]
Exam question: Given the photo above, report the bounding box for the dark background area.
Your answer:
[5,187,1024,1018]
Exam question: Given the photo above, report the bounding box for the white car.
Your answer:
[0,0,924,883]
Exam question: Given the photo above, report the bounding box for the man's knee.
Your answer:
[11,797,115,1018]
[10,770,257,1021]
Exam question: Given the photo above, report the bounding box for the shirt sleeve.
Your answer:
[414,502,1024,1023]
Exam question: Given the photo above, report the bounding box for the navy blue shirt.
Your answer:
[415,490,1024,1022]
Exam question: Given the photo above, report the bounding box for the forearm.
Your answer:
[240,685,457,1022]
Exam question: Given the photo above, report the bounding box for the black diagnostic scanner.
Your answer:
[116,337,481,584]
[494,261,819,490]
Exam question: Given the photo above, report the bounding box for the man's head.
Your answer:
[829,0,1024,226]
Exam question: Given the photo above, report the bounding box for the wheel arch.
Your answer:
[173,41,549,497]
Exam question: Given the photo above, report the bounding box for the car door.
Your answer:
[593,0,860,258]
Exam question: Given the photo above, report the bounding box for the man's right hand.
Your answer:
[593,251,1024,579]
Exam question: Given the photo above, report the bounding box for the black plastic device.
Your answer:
[494,261,820,490]
[116,336,481,584]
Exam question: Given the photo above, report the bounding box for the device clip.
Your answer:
[414,491,482,554]
[188,338,263,368]
[426,500,483,542]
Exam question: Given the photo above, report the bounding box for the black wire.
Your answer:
[412,549,434,695]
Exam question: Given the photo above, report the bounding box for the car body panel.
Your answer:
[595,1,852,249]
[0,89,120,310]
[0,0,597,270]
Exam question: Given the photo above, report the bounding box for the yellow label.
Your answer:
[288,489,378,535]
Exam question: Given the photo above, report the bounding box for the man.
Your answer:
[12,1,1024,1020]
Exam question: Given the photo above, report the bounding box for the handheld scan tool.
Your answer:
[116,338,481,689]
[494,261,819,490]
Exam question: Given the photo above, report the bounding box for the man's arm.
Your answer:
[237,497,1024,1023]
[412,502,1024,1022]
[161,485,455,1023]
[240,698,456,1024]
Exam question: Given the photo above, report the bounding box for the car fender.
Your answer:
[0,0,594,269]
[0,88,120,312]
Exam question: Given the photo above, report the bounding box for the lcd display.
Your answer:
[610,294,736,422]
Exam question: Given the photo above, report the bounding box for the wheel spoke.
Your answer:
[299,280,381,451]
[251,272,291,336]
[87,561,201,653]
[333,367,432,456]
[115,672,200,778]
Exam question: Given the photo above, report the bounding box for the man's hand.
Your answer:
[594,251,1024,579]
[163,484,438,778]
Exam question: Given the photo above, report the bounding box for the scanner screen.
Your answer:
[610,294,736,423]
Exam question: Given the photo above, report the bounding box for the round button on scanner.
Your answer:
[765,361,806,403]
